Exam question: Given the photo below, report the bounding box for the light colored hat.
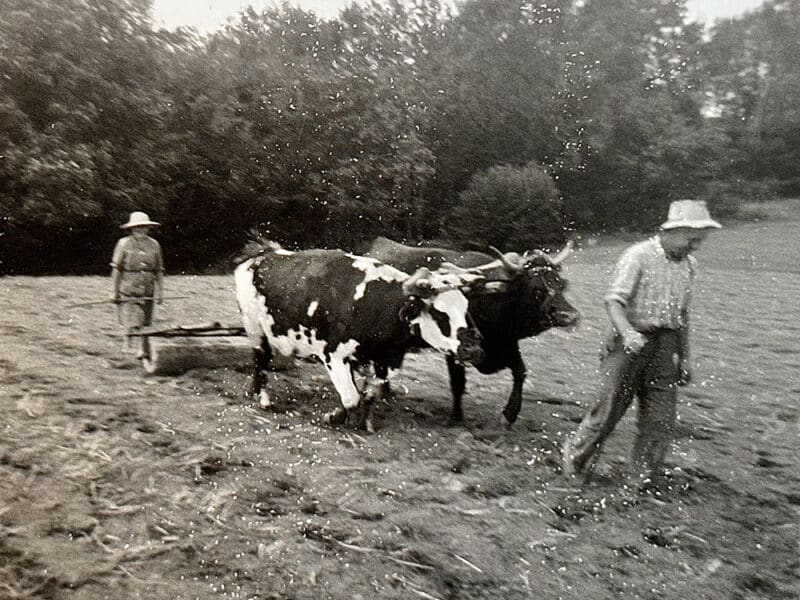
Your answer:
[120,211,160,229]
[661,200,721,230]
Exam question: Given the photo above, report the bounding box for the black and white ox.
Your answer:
[234,244,485,430]
[365,237,580,424]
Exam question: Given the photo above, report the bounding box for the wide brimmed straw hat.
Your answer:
[661,200,721,230]
[120,211,160,229]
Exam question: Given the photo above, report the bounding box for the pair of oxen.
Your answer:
[234,237,579,431]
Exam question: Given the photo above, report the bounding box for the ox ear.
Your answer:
[399,296,425,323]
[468,279,508,294]
[483,281,509,293]
[459,272,489,296]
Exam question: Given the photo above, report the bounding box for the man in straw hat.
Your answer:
[562,200,721,485]
[110,211,165,360]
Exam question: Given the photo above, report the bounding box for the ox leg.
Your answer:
[446,355,467,423]
[251,343,272,407]
[322,356,364,429]
[502,348,526,425]
[324,406,348,426]
[373,363,392,401]
[358,369,387,432]
[340,367,381,431]
[345,397,376,432]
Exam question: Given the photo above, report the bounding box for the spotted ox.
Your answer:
[365,237,580,424]
[234,244,485,429]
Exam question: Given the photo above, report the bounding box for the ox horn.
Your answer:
[551,240,574,266]
[488,245,524,273]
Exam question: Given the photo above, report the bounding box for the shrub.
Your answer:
[705,178,779,221]
[443,163,566,251]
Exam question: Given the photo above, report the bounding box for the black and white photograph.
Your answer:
[0,0,797,598]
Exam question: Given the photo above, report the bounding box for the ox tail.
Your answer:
[234,258,267,348]
[234,229,283,264]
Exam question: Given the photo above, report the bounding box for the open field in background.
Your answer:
[1,202,798,599]
[735,198,800,224]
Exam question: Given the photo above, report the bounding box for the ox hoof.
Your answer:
[364,414,377,434]
[345,401,376,432]
[323,407,347,426]
[447,410,464,426]
[500,413,516,428]
[501,408,519,426]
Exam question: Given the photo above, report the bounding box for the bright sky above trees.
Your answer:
[152,0,767,32]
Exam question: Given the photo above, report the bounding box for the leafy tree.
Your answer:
[701,0,800,194]
[0,0,787,274]
[0,0,195,272]
[444,162,565,250]
[419,0,576,228]
[174,1,442,254]
[555,0,724,230]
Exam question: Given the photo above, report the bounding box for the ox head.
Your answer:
[484,241,580,332]
[399,267,485,365]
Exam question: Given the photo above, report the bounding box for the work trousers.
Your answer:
[565,328,681,476]
[119,297,154,358]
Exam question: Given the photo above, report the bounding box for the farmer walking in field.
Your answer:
[110,211,165,360]
[562,199,721,484]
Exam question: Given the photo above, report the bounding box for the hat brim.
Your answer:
[661,219,721,230]
[121,221,160,229]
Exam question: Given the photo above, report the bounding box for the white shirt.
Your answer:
[604,236,696,331]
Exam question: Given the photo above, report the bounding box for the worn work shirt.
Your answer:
[111,235,164,297]
[604,236,696,331]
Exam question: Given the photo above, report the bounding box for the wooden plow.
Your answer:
[129,322,256,376]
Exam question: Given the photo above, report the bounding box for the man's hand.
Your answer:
[621,328,647,354]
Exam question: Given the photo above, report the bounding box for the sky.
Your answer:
[151,0,768,33]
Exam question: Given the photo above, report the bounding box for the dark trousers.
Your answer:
[565,329,681,476]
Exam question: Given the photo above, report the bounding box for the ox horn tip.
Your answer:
[551,239,575,265]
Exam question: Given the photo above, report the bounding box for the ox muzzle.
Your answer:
[548,304,581,328]
[551,306,580,328]
[542,292,581,329]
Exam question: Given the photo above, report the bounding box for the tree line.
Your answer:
[0,0,795,274]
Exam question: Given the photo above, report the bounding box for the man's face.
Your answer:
[664,228,710,259]
[131,226,150,239]
[682,229,709,255]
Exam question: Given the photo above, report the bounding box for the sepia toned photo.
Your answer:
[1,1,796,598]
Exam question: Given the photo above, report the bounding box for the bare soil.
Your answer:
[1,210,798,599]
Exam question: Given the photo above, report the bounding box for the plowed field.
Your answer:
[1,206,798,599]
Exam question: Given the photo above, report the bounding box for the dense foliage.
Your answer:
[445,163,565,250]
[0,0,793,274]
